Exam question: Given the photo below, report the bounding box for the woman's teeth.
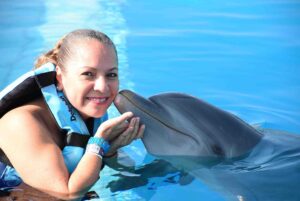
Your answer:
[88,97,107,103]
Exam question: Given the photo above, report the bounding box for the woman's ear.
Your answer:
[56,66,63,91]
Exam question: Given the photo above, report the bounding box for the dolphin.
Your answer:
[113,90,300,201]
[114,89,262,159]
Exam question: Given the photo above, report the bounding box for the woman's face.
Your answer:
[56,39,119,120]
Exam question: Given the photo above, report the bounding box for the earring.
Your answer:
[56,85,62,91]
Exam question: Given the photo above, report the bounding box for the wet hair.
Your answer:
[34,29,117,69]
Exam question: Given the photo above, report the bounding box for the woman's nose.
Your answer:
[94,76,109,93]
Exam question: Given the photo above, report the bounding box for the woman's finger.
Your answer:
[100,112,133,130]
[110,112,134,126]
[135,124,145,139]
[112,120,129,133]
[96,112,133,139]
[121,117,136,144]
[132,117,140,138]
[109,125,133,150]
[127,117,140,142]
[105,123,145,156]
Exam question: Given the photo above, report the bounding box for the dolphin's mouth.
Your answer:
[116,90,198,142]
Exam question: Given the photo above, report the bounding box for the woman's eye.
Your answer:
[82,72,94,77]
[107,73,118,78]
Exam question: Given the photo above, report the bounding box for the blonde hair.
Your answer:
[34,29,117,69]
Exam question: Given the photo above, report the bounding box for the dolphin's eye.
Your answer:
[212,145,224,156]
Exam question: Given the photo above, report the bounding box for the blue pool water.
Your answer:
[0,0,299,200]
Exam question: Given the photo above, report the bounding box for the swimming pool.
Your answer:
[0,0,299,200]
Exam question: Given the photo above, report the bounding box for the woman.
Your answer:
[0,29,145,199]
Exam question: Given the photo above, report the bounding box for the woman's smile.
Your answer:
[86,96,109,105]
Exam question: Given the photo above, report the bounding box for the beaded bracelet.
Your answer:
[85,137,110,159]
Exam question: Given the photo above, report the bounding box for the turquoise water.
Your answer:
[0,0,299,200]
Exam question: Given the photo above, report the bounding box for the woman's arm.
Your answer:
[0,109,142,200]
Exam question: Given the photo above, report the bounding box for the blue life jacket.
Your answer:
[0,62,107,188]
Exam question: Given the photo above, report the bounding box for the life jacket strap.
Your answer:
[0,149,12,167]
[66,133,91,148]
[34,71,56,88]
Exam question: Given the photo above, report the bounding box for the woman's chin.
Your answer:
[80,110,106,120]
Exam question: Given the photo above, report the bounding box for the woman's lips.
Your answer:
[86,97,109,104]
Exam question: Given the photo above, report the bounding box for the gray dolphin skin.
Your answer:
[114,90,300,201]
[114,90,262,159]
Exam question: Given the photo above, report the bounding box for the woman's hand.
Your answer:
[95,112,145,156]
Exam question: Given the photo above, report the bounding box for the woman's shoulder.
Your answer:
[0,97,63,147]
[0,98,52,138]
[1,98,46,122]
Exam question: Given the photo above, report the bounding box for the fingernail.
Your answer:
[130,118,135,124]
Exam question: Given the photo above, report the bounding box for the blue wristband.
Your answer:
[87,137,110,156]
